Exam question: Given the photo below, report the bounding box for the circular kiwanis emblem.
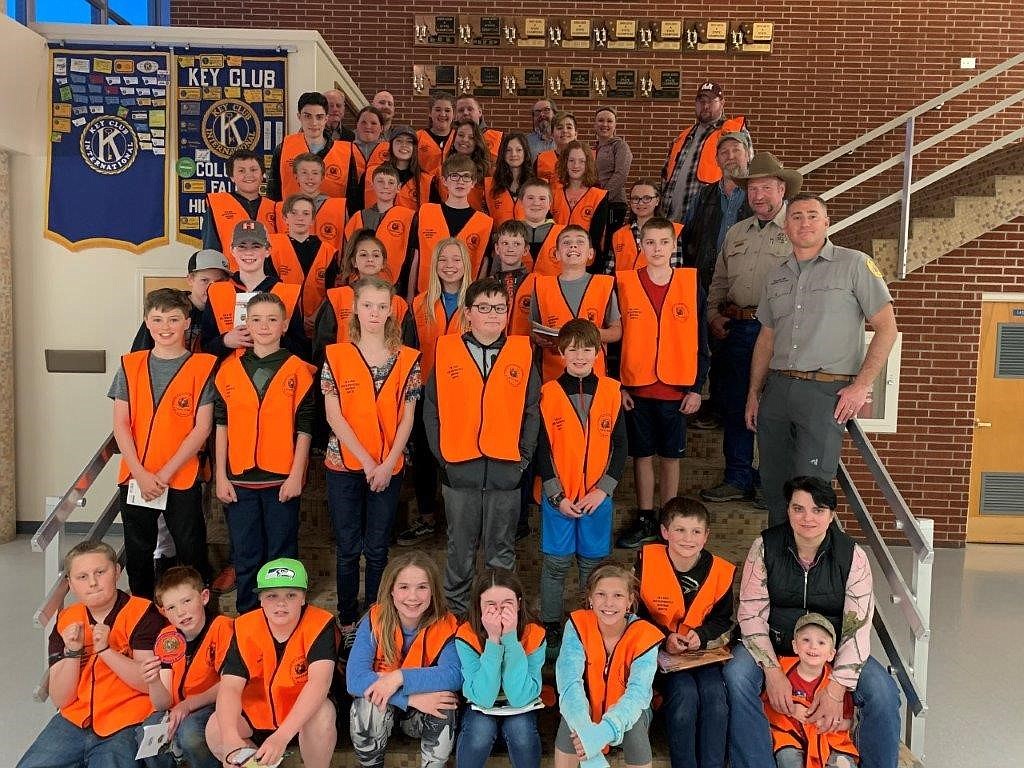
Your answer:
[202,99,260,159]
[583,206,594,218]
[320,222,338,241]
[80,116,137,175]
[672,303,689,321]
[172,392,194,417]
[283,374,298,394]
[325,163,343,180]
[466,233,481,249]
[504,363,524,387]
[387,219,406,236]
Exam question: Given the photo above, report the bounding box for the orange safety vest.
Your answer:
[434,334,533,464]
[363,165,432,211]
[569,609,663,748]
[550,184,608,231]
[279,133,352,199]
[611,222,684,272]
[57,596,155,736]
[434,169,487,212]
[637,544,735,636]
[764,657,860,768]
[415,203,493,293]
[411,295,464,379]
[165,614,234,707]
[540,377,621,502]
[483,178,526,228]
[527,223,565,277]
[534,274,614,381]
[535,149,558,185]
[325,287,408,344]
[368,603,459,674]
[417,129,452,175]
[117,350,217,490]
[206,281,301,335]
[507,272,536,337]
[214,353,316,476]
[454,621,546,655]
[482,128,503,161]
[616,268,699,388]
[352,141,390,185]
[206,193,277,269]
[663,116,747,186]
[234,604,335,731]
[267,234,336,325]
[324,342,420,473]
[274,197,347,253]
[344,206,415,284]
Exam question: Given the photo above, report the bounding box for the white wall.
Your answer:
[9,23,357,523]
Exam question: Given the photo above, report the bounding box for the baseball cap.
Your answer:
[696,81,724,99]
[187,249,230,274]
[256,558,308,591]
[717,131,753,153]
[794,612,837,645]
[232,219,270,247]
[390,124,418,142]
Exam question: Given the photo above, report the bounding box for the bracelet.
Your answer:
[63,648,84,659]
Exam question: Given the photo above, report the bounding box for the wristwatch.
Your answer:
[548,491,566,507]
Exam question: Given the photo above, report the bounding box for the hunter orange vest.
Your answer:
[206,193,277,269]
[323,342,420,473]
[434,334,533,464]
[638,544,735,635]
[528,223,565,277]
[234,604,335,731]
[363,166,432,211]
[507,272,536,337]
[325,287,408,344]
[616,268,699,388]
[206,281,301,335]
[415,204,493,293]
[416,129,452,175]
[611,222,684,272]
[540,377,621,502]
[569,609,663,749]
[534,274,614,381]
[482,128,503,161]
[165,614,234,707]
[369,603,459,674]
[117,351,217,490]
[454,621,546,655]
[267,234,336,325]
[549,185,608,231]
[57,596,155,736]
[352,141,390,185]
[483,179,526,228]
[434,169,487,212]
[214,353,316,476]
[274,197,347,253]
[279,133,352,199]
[344,206,415,284]
[663,116,747,185]
[535,149,558,185]
[411,295,465,379]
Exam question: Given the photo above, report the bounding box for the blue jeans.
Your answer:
[326,468,404,624]
[17,713,139,768]
[724,644,901,768]
[226,484,300,612]
[659,664,729,768]
[720,318,761,491]
[456,706,541,768]
[135,705,218,768]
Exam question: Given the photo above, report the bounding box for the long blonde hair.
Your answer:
[423,237,471,332]
[374,551,449,670]
[348,276,401,351]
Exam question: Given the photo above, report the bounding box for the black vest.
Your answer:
[762,522,855,656]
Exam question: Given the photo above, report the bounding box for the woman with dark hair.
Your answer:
[433,118,491,211]
[484,131,534,227]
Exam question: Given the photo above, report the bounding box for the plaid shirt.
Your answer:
[662,120,720,225]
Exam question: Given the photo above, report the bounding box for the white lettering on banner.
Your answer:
[209,179,231,193]
[188,198,205,213]
[185,68,221,86]
[228,69,276,88]
[194,161,228,177]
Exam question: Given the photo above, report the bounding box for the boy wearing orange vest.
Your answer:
[213,292,316,612]
[110,288,217,599]
[423,277,541,616]
[207,559,337,768]
[518,178,565,276]
[202,149,277,257]
[345,163,417,292]
[537,320,627,653]
[493,219,533,336]
[636,497,735,768]
[275,152,348,252]
[763,614,859,768]
[17,541,164,768]
[615,217,709,549]
[137,566,233,768]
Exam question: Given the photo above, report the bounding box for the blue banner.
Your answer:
[45,46,170,252]
[174,50,288,246]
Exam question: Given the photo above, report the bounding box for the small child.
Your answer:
[635,497,735,768]
[455,569,546,768]
[347,551,462,768]
[491,219,534,336]
[206,559,337,768]
[137,566,233,768]
[764,613,859,768]
[537,319,627,654]
[555,562,663,768]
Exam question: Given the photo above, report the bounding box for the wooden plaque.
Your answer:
[458,66,502,98]
[548,17,592,49]
[606,18,638,50]
[502,16,548,48]
[413,14,458,46]
[729,21,774,53]
[457,15,503,47]
[412,64,457,96]
[682,19,728,52]
[547,67,592,99]
[502,67,547,98]
[643,68,681,100]
[636,18,682,51]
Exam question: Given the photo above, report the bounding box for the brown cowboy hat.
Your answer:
[733,152,802,198]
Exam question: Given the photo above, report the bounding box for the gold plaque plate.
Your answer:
[548,18,592,49]
[413,14,458,46]
[637,18,682,51]
[683,19,728,52]
[729,20,774,53]
[502,16,548,48]
[457,15,503,47]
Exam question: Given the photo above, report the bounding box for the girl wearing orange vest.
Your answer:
[635,498,735,768]
[347,552,462,768]
[433,119,490,212]
[608,178,683,274]
[322,276,422,644]
[417,92,455,175]
[535,110,577,185]
[455,569,546,768]
[550,141,611,262]
[484,131,534,227]
[362,126,432,211]
[555,563,663,768]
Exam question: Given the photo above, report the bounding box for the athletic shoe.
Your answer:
[338,623,358,661]
[210,565,236,593]
[397,517,436,546]
[615,516,659,549]
[544,622,564,662]
[700,482,755,503]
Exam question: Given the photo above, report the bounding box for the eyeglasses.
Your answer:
[471,303,508,314]
[446,172,476,183]
[629,195,659,204]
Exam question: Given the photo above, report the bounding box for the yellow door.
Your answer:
[967,299,1024,543]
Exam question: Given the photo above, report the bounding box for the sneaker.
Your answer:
[338,623,357,661]
[700,482,754,503]
[397,517,436,546]
[210,565,236,593]
[615,516,659,549]
[544,622,563,662]
[752,487,767,509]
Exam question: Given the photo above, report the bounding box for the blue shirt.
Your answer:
[440,290,460,321]
[717,183,748,251]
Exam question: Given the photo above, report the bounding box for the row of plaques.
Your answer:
[413,65,681,100]
[413,16,774,54]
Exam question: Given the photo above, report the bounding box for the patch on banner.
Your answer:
[865,258,884,279]
[80,116,137,175]
[202,99,260,158]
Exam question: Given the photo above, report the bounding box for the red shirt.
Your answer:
[629,267,686,401]
[787,664,854,719]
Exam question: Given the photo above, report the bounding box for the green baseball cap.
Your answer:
[256,558,308,590]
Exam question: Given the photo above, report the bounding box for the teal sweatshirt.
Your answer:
[455,628,546,708]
